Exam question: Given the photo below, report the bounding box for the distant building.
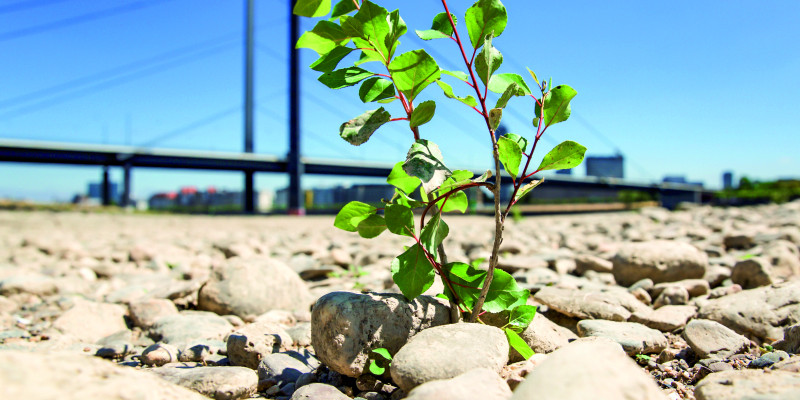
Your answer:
[277,184,395,209]
[585,154,624,179]
[662,176,703,188]
[148,186,262,211]
[555,169,572,175]
[88,181,119,204]
[722,171,733,189]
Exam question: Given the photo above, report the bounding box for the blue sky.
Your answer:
[1,0,798,202]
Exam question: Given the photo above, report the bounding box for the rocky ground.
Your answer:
[1,202,800,400]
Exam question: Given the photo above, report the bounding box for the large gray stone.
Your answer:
[510,339,668,400]
[695,370,800,400]
[311,291,451,378]
[0,350,208,400]
[404,368,512,400]
[683,319,749,359]
[0,274,58,296]
[149,310,233,346]
[390,323,508,392]
[697,281,800,341]
[612,240,707,286]
[150,366,258,400]
[257,350,320,388]
[533,286,649,322]
[576,319,667,356]
[198,257,312,319]
[774,323,800,354]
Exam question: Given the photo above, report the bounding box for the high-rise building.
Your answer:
[722,171,733,189]
[88,182,119,203]
[585,155,624,178]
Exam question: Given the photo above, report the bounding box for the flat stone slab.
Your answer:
[150,366,258,400]
[534,286,649,322]
[577,319,668,355]
[695,370,800,400]
[683,319,749,359]
[630,305,697,332]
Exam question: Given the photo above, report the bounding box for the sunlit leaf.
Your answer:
[536,140,587,172]
[497,135,522,177]
[410,100,436,127]
[310,46,354,72]
[293,0,331,17]
[334,201,376,231]
[339,107,391,145]
[534,85,577,127]
[387,161,421,194]
[331,0,357,18]
[319,67,374,89]
[514,178,544,203]
[474,34,502,86]
[464,0,507,49]
[356,214,387,238]
[488,73,531,95]
[358,77,395,102]
[403,139,452,193]
[389,50,441,101]
[385,204,414,237]
[436,80,477,108]
[296,20,349,56]
[391,243,435,300]
[505,328,534,360]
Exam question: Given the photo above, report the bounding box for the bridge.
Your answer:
[0,138,707,210]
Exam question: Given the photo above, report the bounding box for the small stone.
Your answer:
[723,233,754,250]
[683,319,749,359]
[652,279,710,298]
[257,350,320,388]
[630,287,652,305]
[511,312,576,361]
[773,323,800,354]
[287,322,312,347]
[748,350,790,368]
[576,320,668,356]
[653,286,689,308]
[295,372,317,389]
[575,254,613,274]
[731,257,773,289]
[0,274,58,296]
[142,343,179,366]
[290,383,350,400]
[533,286,649,322]
[149,311,233,347]
[129,299,178,329]
[227,321,293,370]
[179,342,213,363]
[390,323,508,392]
[52,299,128,343]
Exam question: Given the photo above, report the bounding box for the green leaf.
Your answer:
[514,178,544,203]
[387,161,421,194]
[445,263,529,313]
[385,204,414,237]
[410,100,436,127]
[526,67,540,85]
[488,108,502,130]
[358,77,395,102]
[415,11,457,40]
[319,67,374,89]
[334,201,376,232]
[356,214,387,238]
[372,348,392,360]
[495,82,518,109]
[474,34,502,86]
[388,50,441,102]
[339,107,391,145]
[488,73,532,95]
[377,97,396,104]
[296,20,349,56]
[368,360,385,375]
[508,305,537,331]
[392,189,425,208]
[293,0,331,17]
[505,328,534,360]
[503,133,528,152]
[331,0,358,18]
[465,0,507,49]
[441,69,469,81]
[391,243,435,300]
[415,29,450,41]
[420,213,449,258]
[310,46,354,72]
[436,80,477,107]
[534,85,577,127]
[385,9,407,59]
[352,0,390,60]
[438,169,474,192]
[438,191,468,213]
[497,135,522,177]
[536,141,587,172]
[403,139,452,193]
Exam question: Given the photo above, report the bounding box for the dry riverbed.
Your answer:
[1,203,800,399]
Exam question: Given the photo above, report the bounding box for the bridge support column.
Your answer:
[288,10,304,215]
[122,163,132,207]
[101,165,111,206]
